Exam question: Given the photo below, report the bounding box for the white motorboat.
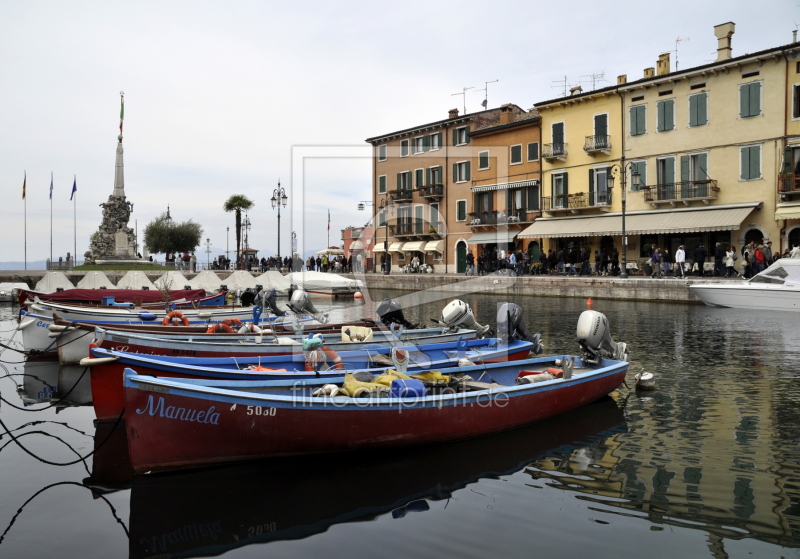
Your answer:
[688,258,800,312]
[0,282,30,302]
[287,271,363,297]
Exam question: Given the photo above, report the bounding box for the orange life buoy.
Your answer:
[222,318,243,327]
[237,324,263,334]
[163,311,190,326]
[206,322,234,333]
[304,346,344,371]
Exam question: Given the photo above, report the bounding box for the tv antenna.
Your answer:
[550,76,569,97]
[579,72,607,91]
[675,36,690,70]
[474,79,499,110]
[451,86,474,115]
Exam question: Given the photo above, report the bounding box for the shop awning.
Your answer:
[402,241,427,253]
[375,242,388,252]
[423,240,444,253]
[467,230,518,245]
[349,240,364,251]
[471,179,539,193]
[387,242,405,252]
[518,203,761,238]
[775,202,800,220]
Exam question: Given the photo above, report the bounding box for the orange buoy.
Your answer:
[586,297,593,309]
[354,291,362,299]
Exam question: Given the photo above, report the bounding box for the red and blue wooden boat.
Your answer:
[123,354,628,473]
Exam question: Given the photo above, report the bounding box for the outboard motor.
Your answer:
[441,299,491,338]
[576,310,628,365]
[287,283,298,300]
[287,288,329,324]
[496,303,543,354]
[375,298,416,329]
[256,288,286,316]
[240,288,257,307]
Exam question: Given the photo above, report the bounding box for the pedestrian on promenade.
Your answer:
[651,247,662,278]
[547,249,557,274]
[567,247,578,276]
[675,245,686,279]
[557,249,566,275]
[764,241,773,265]
[714,242,725,276]
[753,245,766,274]
[694,242,707,277]
[662,248,672,277]
[725,246,737,277]
[611,248,619,276]
[466,251,475,276]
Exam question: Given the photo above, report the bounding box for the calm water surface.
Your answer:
[1,288,799,559]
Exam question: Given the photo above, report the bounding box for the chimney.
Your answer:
[644,67,655,79]
[448,108,459,119]
[714,22,735,62]
[657,53,670,76]
[617,74,628,85]
[794,29,797,43]
[499,104,513,124]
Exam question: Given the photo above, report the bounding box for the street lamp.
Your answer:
[358,197,394,275]
[226,227,229,266]
[205,237,212,269]
[271,181,288,260]
[606,157,641,279]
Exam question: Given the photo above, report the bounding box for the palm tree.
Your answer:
[223,194,254,269]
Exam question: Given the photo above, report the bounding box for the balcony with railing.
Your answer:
[393,220,443,238]
[642,180,719,206]
[390,189,413,203]
[418,184,444,200]
[467,209,539,228]
[778,174,800,198]
[542,143,567,162]
[584,135,611,155]
[542,190,612,214]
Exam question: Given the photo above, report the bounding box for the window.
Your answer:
[594,113,608,139]
[793,85,800,120]
[429,166,442,185]
[527,142,539,161]
[630,105,646,136]
[456,200,467,221]
[689,92,708,127]
[551,122,565,153]
[740,145,761,180]
[414,205,424,234]
[412,137,424,154]
[453,161,471,182]
[510,145,522,165]
[378,175,387,194]
[630,161,646,191]
[400,139,409,157]
[740,82,762,118]
[430,203,440,232]
[657,99,675,132]
[526,184,540,210]
[415,169,424,188]
[657,157,675,185]
[397,171,411,190]
[552,173,567,208]
[430,132,442,150]
[588,167,610,206]
[681,153,709,183]
[378,145,387,161]
[378,208,387,227]
[453,126,470,146]
[478,150,490,170]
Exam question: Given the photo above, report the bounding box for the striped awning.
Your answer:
[518,203,760,239]
[471,179,539,193]
[775,202,800,220]
[402,241,427,253]
[387,242,405,252]
[423,240,444,253]
[467,230,518,245]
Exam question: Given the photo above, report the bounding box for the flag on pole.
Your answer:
[49,172,53,200]
[71,176,77,200]
[22,172,26,200]
[120,93,124,133]
[327,209,330,231]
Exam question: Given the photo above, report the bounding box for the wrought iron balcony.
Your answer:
[779,174,800,198]
[394,221,414,236]
[642,180,719,205]
[467,209,538,227]
[418,184,444,199]
[542,191,612,213]
[394,220,443,237]
[390,189,413,203]
[584,135,611,154]
[542,143,567,161]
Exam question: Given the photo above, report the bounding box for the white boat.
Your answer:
[688,258,800,311]
[287,270,363,297]
[0,282,30,302]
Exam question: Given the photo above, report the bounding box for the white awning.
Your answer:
[467,230,518,245]
[402,241,427,252]
[775,202,800,220]
[387,242,405,252]
[471,179,539,193]
[423,240,444,253]
[518,203,761,238]
[374,241,387,252]
[349,240,364,251]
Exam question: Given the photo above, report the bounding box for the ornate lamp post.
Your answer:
[358,197,394,275]
[205,237,212,269]
[607,157,641,279]
[226,227,229,266]
[271,181,288,260]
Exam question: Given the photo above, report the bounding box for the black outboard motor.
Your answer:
[376,298,416,329]
[287,283,297,300]
[496,303,543,354]
[240,288,257,307]
[287,288,328,323]
[256,288,286,316]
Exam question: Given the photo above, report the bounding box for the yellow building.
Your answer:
[521,23,800,268]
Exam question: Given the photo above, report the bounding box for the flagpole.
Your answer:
[50,172,53,267]
[73,174,77,267]
[24,172,27,271]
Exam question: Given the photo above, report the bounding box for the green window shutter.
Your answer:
[631,106,646,135]
[436,132,442,148]
[749,146,760,179]
[437,166,443,183]
[423,135,430,151]
[379,175,386,193]
[588,168,595,194]
[697,93,707,125]
[452,129,458,146]
[465,161,471,181]
[740,85,750,118]
[528,142,539,160]
[665,157,675,184]
[563,172,569,196]
[397,173,401,189]
[425,168,431,186]
[666,100,674,130]
[595,114,608,137]
[453,163,458,181]
[697,153,708,179]
[680,155,690,183]
[553,123,564,145]
[783,147,794,175]
[465,125,471,144]
[689,96,698,127]
[631,161,645,191]
[741,147,750,179]
[415,169,423,187]
[657,102,663,131]
[750,83,760,117]
[630,107,638,135]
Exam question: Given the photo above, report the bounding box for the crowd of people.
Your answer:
[464,246,623,277]
[306,253,363,273]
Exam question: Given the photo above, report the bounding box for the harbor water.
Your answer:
[1,288,799,558]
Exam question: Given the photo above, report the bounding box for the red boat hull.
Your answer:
[125,367,626,473]
[91,346,533,422]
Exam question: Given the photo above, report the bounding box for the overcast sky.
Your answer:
[1,0,796,264]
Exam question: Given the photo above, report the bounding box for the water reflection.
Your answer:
[19,360,93,408]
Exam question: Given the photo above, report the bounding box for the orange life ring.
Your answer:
[222,318,243,326]
[206,323,234,333]
[304,346,344,371]
[163,311,190,326]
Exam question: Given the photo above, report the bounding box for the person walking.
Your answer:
[675,244,686,279]
[567,247,578,276]
[724,245,737,277]
[466,251,475,276]
[662,248,672,277]
[764,241,773,266]
[753,245,766,274]
[714,243,725,276]
[694,242,707,277]
[651,247,663,278]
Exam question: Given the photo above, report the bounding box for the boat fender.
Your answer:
[457,358,475,367]
[163,311,190,326]
[516,373,556,385]
[312,384,341,397]
[48,324,75,333]
[80,346,119,367]
[206,323,234,334]
[138,312,157,321]
[16,317,37,331]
